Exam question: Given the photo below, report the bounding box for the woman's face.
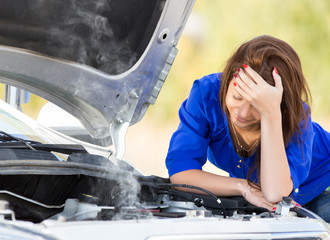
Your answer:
[226,78,261,130]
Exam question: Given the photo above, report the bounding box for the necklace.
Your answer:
[231,121,260,154]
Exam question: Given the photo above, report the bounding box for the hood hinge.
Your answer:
[110,89,141,161]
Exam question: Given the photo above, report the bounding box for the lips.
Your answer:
[235,115,251,123]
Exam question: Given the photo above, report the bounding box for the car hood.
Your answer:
[0,0,194,152]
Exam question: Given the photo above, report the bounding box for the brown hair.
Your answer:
[219,35,311,184]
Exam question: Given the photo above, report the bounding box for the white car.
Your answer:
[0,0,329,239]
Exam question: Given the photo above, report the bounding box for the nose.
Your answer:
[238,101,253,119]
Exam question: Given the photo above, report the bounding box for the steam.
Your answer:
[1,0,138,75]
[108,170,153,220]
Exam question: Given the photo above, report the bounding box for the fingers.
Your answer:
[234,64,283,100]
[245,185,277,211]
[237,64,282,89]
[254,197,275,211]
[261,201,277,211]
[233,64,283,116]
[272,67,283,91]
[241,64,264,86]
[233,75,252,102]
[234,65,264,101]
[234,70,260,104]
[236,67,257,91]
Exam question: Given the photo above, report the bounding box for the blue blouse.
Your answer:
[166,73,330,205]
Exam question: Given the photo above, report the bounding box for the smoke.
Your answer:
[0,0,138,75]
[68,153,153,220]
[106,170,153,220]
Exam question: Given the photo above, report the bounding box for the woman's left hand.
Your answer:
[234,65,283,118]
[235,65,294,202]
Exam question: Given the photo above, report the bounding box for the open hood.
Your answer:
[0,0,194,152]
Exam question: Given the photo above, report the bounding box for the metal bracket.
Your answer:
[0,200,16,222]
[275,197,292,216]
[110,89,141,161]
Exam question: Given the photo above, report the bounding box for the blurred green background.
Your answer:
[149,0,330,125]
[1,0,329,176]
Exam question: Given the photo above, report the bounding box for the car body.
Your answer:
[0,0,329,239]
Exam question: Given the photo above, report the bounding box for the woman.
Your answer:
[165,35,330,222]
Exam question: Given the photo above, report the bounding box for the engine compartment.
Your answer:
[0,147,317,223]
[0,170,315,223]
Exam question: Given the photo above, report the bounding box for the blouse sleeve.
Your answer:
[166,80,211,176]
[287,109,315,198]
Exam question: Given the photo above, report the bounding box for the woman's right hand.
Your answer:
[242,181,276,210]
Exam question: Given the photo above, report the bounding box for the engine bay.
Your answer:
[0,168,314,223]
[0,140,317,223]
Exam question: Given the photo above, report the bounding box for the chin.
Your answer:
[234,120,260,131]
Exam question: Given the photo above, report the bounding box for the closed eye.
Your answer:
[233,95,243,100]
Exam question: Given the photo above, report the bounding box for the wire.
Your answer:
[158,183,227,218]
